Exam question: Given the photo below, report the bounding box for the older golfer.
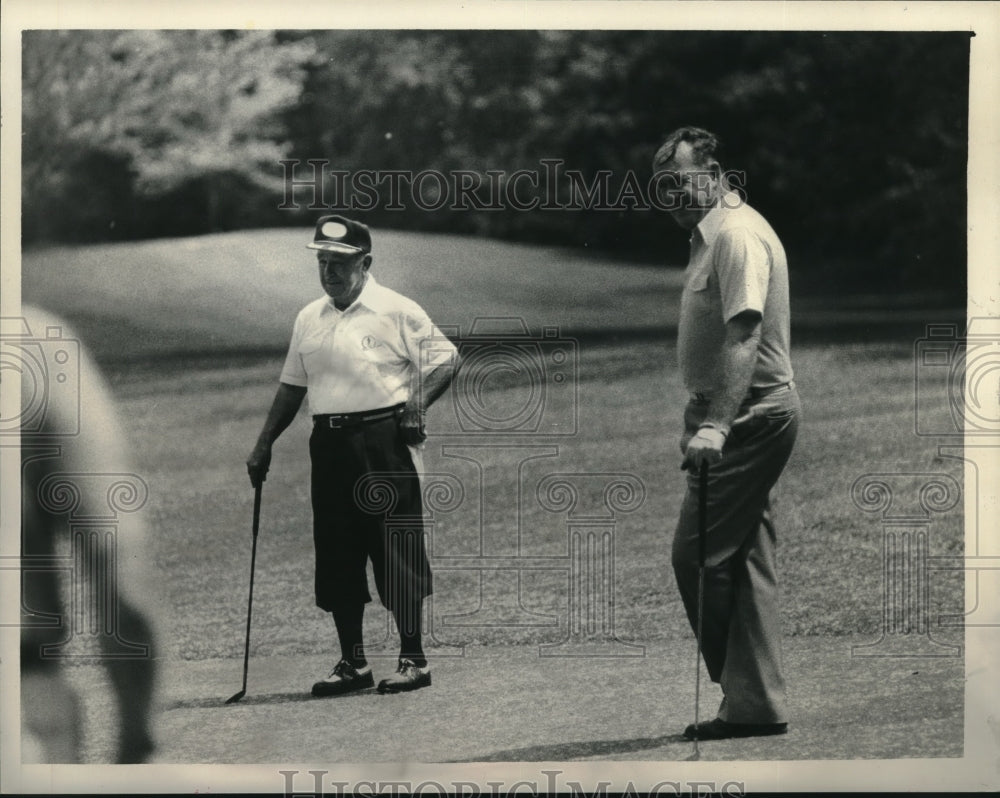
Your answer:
[246,215,458,696]
[654,127,800,740]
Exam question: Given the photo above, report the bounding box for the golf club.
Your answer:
[226,483,262,704]
[692,460,709,755]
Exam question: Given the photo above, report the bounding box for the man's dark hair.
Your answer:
[653,127,722,170]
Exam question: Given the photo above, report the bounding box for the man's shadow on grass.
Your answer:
[163,696,697,759]
[164,691,374,710]
[450,733,691,762]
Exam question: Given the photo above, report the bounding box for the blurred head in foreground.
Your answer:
[13,304,158,763]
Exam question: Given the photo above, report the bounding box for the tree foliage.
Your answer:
[22,30,969,297]
[22,30,316,238]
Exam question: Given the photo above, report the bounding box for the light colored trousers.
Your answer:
[672,385,800,724]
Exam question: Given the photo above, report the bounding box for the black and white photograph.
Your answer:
[1,0,998,794]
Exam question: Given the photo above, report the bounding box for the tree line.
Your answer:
[22,30,970,298]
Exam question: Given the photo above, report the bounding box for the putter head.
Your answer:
[225,689,246,704]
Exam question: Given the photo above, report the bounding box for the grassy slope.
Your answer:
[22,229,685,362]
[21,227,961,364]
[21,230,964,661]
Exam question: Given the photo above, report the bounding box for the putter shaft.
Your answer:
[693,461,709,749]
[228,484,262,704]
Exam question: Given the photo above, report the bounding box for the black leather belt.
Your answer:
[313,403,405,429]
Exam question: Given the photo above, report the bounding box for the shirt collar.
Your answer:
[693,191,740,245]
[322,274,382,315]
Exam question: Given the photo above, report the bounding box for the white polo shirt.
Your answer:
[280,275,457,414]
[677,192,794,396]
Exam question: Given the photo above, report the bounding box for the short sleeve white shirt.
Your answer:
[280,275,457,414]
[677,193,794,395]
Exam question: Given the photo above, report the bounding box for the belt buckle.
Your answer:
[328,416,346,429]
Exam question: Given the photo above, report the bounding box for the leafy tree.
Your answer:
[23,29,969,299]
[22,30,316,238]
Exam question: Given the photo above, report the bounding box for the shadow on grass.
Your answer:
[449,732,691,762]
[164,689,376,710]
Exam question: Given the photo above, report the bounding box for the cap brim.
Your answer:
[307,241,365,254]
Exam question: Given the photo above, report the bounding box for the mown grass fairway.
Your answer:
[105,340,964,660]
[21,229,965,764]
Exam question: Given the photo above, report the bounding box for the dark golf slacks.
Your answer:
[310,415,432,614]
[672,387,799,724]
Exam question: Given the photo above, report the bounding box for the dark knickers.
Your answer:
[309,414,432,613]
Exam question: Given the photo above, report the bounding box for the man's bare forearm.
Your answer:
[398,357,461,445]
[247,383,307,486]
[706,312,762,432]
[256,383,308,446]
[409,357,461,414]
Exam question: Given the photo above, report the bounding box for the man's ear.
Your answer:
[362,254,373,271]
